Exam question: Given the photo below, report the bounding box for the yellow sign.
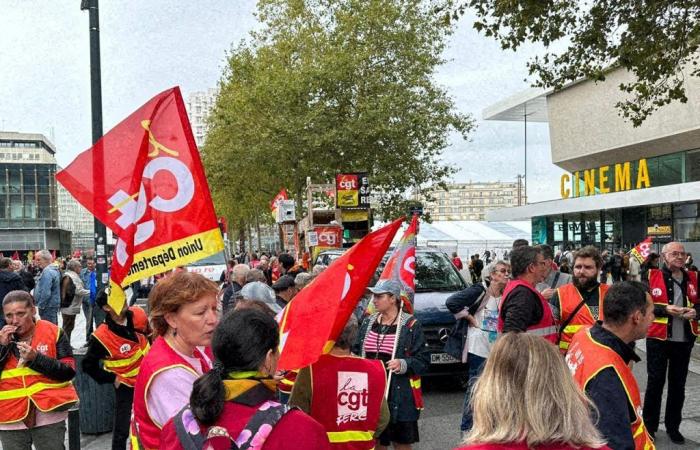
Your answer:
[560,158,651,199]
[337,190,359,207]
[341,210,368,222]
[647,225,672,235]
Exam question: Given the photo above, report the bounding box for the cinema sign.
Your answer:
[560,158,651,199]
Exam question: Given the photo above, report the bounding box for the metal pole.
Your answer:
[83,0,108,292]
[524,104,528,204]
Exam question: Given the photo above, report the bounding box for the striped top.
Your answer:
[364,323,398,363]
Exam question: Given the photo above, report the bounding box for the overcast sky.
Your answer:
[0,1,564,202]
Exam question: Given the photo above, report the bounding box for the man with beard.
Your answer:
[549,246,609,355]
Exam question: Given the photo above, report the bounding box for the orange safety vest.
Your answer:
[647,269,699,340]
[557,283,609,353]
[566,330,655,450]
[498,279,557,343]
[310,354,386,449]
[92,306,151,387]
[0,320,79,424]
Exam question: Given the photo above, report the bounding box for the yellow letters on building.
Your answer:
[573,172,580,197]
[560,174,570,199]
[636,158,651,189]
[584,169,596,196]
[615,162,631,191]
[599,166,610,193]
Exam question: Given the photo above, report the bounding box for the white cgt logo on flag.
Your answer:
[337,371,368,426]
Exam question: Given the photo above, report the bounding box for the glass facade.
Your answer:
[0,163,58,228]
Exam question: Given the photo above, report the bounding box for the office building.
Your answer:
[421,180,525,221]
[185,88,218,148]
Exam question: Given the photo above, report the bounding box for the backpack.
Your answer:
[173,400,294,450]
[60,273,76,308]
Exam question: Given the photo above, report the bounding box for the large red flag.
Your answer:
[277,218,403,371]
[56,87,224,312]
[377,215,418,313]
[629,236,653,264]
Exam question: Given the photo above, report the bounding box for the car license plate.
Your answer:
[430,352,458,364]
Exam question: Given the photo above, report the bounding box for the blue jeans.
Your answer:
[39,306,59,325]
[460,353,487,432]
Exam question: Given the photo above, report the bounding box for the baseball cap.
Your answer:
[369,279,402,298]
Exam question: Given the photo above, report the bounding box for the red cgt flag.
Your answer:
[630,236,653,264]
[277,218,403,371]
[56,87,224,312]
[377,214,418,313]
[270,188,288,220]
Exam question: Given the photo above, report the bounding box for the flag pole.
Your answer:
[385,305,403,399]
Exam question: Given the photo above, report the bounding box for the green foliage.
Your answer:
[202,0,474,226]
[455,1,700,126]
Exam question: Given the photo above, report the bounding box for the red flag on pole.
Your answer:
[56,87,224,312]
[377,215,418,313]
[629,236,653,264]
[277,217,404,371]
[270,188,288,220]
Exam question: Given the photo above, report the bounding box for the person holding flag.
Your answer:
[354,279,429,450]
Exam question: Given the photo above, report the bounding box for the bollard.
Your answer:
[68,407,81,450]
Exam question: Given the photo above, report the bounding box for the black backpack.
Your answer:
[60,273,76,308]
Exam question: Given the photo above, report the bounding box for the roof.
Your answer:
[482,87,550,123]
[374,220,531,244]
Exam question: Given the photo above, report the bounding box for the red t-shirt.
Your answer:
[453,257,463,270]
[160,401,331,450]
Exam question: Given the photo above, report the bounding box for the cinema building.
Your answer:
[484,67,700,255]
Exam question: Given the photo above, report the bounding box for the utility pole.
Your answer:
[82,0,108,291]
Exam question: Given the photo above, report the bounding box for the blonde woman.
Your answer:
[457,333,610,450]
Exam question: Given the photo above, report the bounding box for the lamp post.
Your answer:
[80,0,108,292]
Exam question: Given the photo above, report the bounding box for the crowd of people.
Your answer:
[0,238,697,449]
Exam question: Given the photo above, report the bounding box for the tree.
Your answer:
[202,0,474,225]
[455,1,700,126]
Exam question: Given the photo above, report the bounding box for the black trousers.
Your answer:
[643,338,694,433]
[113,383,134,450]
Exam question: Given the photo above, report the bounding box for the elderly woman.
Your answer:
[353,279,429,450]
[160,309,330,449]
[457,333,610,450]
[446,260,510,434]
[60,259,90,342]
[131,272,219,450]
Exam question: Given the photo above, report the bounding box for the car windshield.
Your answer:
[372,250,465,292]
[188,251,227,266]
[415,252,466,292]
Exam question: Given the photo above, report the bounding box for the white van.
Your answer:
[186,250,228,284]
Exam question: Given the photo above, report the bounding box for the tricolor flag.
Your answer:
[376,214,418,313]
[277,218,403,371]
[270,188,288,221]
[630,236,653,264]
[56,87,224,313]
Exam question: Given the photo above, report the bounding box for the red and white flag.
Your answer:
[630,236,653,264]
[270,188,288,220]
[277,218,403,371]
[377,215,418,313]
[56,87,224,312]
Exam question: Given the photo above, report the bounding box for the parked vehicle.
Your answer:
[186,250,227,284]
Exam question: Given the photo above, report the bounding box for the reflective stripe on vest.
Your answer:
[327,430,375,443]
[102,345,149,369]
[0,381,72,400]
[499,279,558,344]
[557,283,608,353]
[0,367,41,379]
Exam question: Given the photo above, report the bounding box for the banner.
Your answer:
[376,215,418,313]
[314,226,342,248]
[335,173,370,209]
[277,217,403,371]
[56,87,224,312]
[629,236,653,264]
[270,188,288,220]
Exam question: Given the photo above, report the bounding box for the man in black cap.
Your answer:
[272,275,297,309]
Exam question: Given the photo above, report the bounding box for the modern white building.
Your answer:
[185,88,218,148]
[484,66,700,255]
[57,181,93,251]
[420,180,525,221]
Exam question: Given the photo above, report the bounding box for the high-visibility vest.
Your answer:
[92,306,150,387]
[647,269,699,340]
[130,336,211,450]
[498,279,557,344]
[566,330,655,450]
[557,283,609,353]
[310,354,386,449]
[0,320,79,424]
